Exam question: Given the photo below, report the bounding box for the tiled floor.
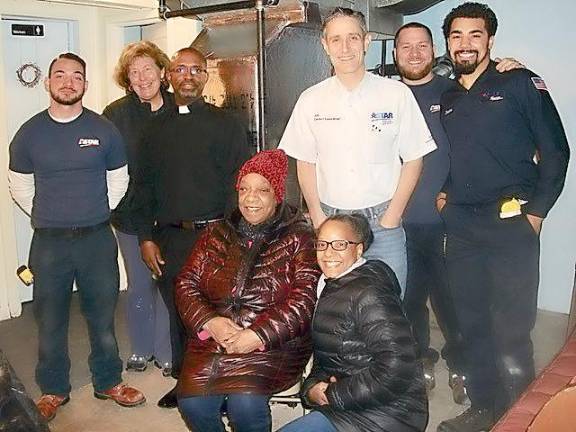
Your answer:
[0,294,569,431]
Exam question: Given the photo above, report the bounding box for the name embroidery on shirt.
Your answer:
[78,138,100,148]
[481,91,505,102]
[313,113,341,121]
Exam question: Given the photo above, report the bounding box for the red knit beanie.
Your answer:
[236,149,288,203]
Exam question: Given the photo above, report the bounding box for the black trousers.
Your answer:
[442,204,539,414]
[404,223,465,373]
[155,225,202,379]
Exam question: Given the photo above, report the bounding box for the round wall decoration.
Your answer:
[16,63,42,88]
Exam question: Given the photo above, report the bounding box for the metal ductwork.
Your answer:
[161,0,445,204]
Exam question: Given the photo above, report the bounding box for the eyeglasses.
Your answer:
[314,240,362,251]
[171,65,207,76]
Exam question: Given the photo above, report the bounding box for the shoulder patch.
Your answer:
[531,76,548,92]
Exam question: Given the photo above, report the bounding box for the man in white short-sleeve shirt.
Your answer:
[279,7,435,293]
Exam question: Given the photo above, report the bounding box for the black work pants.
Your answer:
[442,204,539,415]
[404,223,465,373]
[154,225,202,378]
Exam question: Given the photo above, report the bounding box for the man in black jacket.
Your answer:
[132,47,250,408]
[437,4,570,431]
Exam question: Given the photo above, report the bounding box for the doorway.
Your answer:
[2,16,76,302]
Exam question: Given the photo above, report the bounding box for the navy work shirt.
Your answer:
[9,109,127,228]
[404,75,456,225]
[440,61,569,217]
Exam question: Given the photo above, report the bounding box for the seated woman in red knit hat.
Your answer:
[174,149,320,432]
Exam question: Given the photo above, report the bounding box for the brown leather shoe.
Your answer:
[94,383,146,407]
[36,394,70,421]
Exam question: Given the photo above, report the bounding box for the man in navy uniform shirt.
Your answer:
[437,3,569,431]
[394,22,521,405]
[393,22,466,403]
[8,53,145,422]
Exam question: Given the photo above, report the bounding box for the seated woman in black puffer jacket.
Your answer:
[279,213,428,432]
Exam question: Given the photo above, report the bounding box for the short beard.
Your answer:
[50,89,84,106]
[397,61,433,82]
[454,60,479,75]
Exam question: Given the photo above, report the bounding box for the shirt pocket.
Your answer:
[364,118,399,164]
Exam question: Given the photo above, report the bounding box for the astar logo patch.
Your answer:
[78,138,100,148]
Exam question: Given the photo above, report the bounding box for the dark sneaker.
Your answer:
[423,357,436,393]
[449,372,468,405]
[157,386,178,409]
[153,359,173,377]
[437,407,495,432]
[126,354,149,372]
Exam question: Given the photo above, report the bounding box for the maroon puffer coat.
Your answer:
[175,204,320,397]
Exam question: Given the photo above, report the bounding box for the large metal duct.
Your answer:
[162,0,445,204]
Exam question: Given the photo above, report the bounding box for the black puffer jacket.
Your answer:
[301,260,428,432]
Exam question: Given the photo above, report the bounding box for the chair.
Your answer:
[269,358,313,415]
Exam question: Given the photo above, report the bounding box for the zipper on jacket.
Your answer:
[205,352,221,395]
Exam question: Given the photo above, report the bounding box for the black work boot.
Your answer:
[437,407,495,432]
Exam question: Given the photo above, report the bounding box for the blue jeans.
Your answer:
[29,224,123,395]
[116,230,171,364]
[321,202,407,297]
[279,411,337,432]
[178,394,271,432]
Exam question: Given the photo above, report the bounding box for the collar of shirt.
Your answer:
[177,97,205,115]
[48,108,83,123]
[457,60,498,93]
[333,72,372,105]
[316,257,367,297]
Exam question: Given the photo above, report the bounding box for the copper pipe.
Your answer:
[164,0,256,18]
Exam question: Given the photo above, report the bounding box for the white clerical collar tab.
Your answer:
[178,105,190,114]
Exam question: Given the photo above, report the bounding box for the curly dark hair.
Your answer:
[442,2,498,38]
[319,213,374,251]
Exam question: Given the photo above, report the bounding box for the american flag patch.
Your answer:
[531,77,548,91]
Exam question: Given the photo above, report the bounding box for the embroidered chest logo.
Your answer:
[429,104,441,113]
[313,113,341,121]
[481,91,504,102]
[370,112,394,132]
[78,138,100,148]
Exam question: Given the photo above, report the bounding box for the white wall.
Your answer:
[0,0,159,319]
[408,0,576,313]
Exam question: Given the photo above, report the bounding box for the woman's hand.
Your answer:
[204,317,242,346]
[307,381,330,406]
[223,329,264,354]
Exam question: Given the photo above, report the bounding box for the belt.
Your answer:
[321,201,390,220]
[169,217,223,231]
[35,221,110,237]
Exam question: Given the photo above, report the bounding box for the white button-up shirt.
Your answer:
[279,73,436,210]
